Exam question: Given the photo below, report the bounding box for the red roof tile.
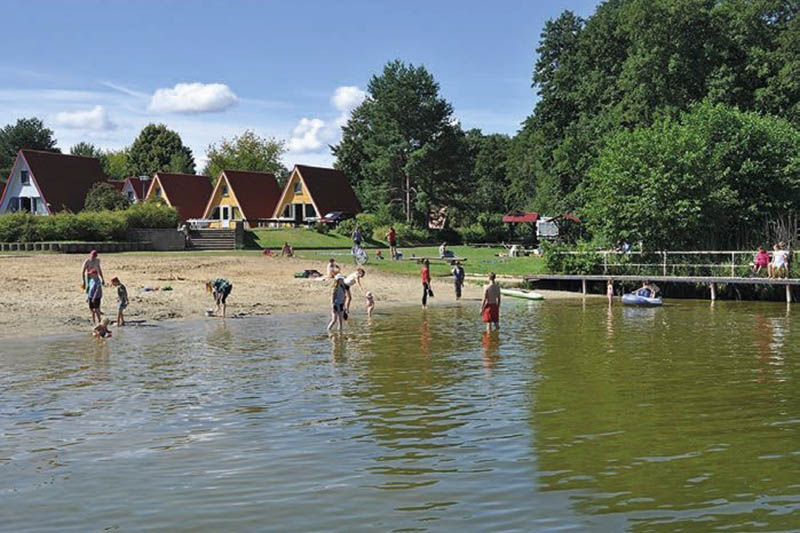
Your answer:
[151,172,213,220]
[221,170,281,220]
[295,165,361,216]
[502,212,539,223]
[107,180,125,192]
[21,150,108,213]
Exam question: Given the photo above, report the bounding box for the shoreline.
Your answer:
[0,253,583,341]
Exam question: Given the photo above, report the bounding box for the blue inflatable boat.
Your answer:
[621,293,663,306]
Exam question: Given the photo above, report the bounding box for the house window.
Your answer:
[305,204,317,218]
[282,204,292,218]
[211,207,220,219]
[127,191,134,201]
[222,185,229,197]
[231,207,240,219]
[20,170,29,185]
[293,181,302,195]
[154,187,161,198]
[9,197,19,211]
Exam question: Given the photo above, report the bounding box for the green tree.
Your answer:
[582,103,800,249]
[84,182,131,211]
[127,123,195,176]
[202,130,288,181]
[464,129,512,220]
[333,60,472,225]
[70,142,108,172]
[103,148,129,180]
[0,117,60,179]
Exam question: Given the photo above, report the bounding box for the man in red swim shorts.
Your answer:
[481,272,501,332]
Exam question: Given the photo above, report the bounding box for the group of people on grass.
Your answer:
[751,242,791,279]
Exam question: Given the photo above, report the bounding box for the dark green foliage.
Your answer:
[0,201,179,242]
[0,117,59,178]
[127,124,195,176]
[510,0,799,215]
[70,142,107,171]
[333,60,472,225]
[84,182,131,211]
[103,149,129,180]
[583,103,800,249]
[463,130,512,224]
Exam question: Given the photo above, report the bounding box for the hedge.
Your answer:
[0,201,179,242]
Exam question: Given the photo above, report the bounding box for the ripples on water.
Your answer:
[1,300,799,531]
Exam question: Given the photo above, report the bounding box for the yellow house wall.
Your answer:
[275,171,314,219]
[206,178,242,228]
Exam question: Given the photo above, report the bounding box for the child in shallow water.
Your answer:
[365,291,375,317]
[93,318,112,339]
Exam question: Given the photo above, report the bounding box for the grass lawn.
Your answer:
[249,227,383,249]
[293,245,548,279]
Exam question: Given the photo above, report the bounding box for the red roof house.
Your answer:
[272,165,361,224]
[202,169,281,228]
[121,176,152,202]
[0,149,108,214]
[145,172,213,220]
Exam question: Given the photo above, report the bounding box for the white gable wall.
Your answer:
[0,157,48,215]
[122,180,138,203]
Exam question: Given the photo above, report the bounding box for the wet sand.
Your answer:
[0,253,582,340]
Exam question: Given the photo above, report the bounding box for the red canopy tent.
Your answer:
[502,212,539,224]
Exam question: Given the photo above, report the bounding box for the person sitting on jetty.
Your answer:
[281,242,294,257]
[769,243,789,280]
[751,247,770,276]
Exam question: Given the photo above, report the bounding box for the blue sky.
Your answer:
[0,0,599,169]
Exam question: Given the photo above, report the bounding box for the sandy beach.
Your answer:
[0,253,581,340]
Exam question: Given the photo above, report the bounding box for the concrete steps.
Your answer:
[189,229,236,250]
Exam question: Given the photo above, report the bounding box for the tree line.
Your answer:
[0,120,287,183]
[335,0,799,249]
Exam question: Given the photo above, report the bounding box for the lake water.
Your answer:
[1,299,799,532]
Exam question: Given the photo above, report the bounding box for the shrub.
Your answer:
[312,221,329,234]
[543,241,603,274]
[84,182,130,211]
[335,217,356,237]
[124,200,179,229]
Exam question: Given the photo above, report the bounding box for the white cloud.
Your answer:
[52,105,116,131]
[148,82,238,113]
[288,85,366,155]
[288,118,328,153]
[331,86,366,113]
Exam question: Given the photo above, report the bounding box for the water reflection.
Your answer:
[1,302,798,531]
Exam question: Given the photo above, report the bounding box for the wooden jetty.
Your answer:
[523,274,799,303]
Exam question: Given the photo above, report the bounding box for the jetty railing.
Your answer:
[551,250,783,278]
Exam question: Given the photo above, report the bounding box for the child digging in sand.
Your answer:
[93,318,112,339]
[111,277,128,326]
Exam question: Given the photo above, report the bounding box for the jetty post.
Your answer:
[710,283,716,301]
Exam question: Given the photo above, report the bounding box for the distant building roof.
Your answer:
[220,170,281,220]
[21,149,108,213]
[295,165,361,216]
[150,172,213,220]
[107,180,125,192]
[124,176,151,200]
[502,212,539,223]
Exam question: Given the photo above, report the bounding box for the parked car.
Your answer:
[320,211,354,225]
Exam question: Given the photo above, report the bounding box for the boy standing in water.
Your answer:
[86,268,103,324]
[481,272,501,332]
[111,277,128,326]
[452,261,465,300]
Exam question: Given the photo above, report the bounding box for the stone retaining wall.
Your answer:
[128,228,186,251]
[0,242,150,253]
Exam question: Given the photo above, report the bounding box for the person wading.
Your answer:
[481,272,501,332]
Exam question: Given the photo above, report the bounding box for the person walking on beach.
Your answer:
[327,275,349,331]
[86,268,103,324]
[81,249,105,289]
[111,277,128,326]
[386,226,398,259]
[452,261,465,300]
[206,278,232,317]
[481,272,501,332]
